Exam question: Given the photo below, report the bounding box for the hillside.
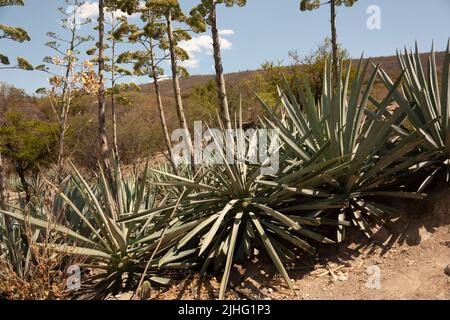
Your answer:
[0,51,446,171]
[141,51,446,99]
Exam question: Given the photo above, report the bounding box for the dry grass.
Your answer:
[0,254,68,300]
[0,223,76,300]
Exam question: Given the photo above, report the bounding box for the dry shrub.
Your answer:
[0,223,77,300]
[0,255,66,300]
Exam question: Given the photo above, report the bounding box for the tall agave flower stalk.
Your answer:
[259,57,431,242]
[378,41,450,186]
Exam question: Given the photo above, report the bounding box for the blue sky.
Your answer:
[0,0,449,94]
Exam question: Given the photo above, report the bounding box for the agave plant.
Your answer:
[0,187,71,299]
[258,57,432,241]
[147,162,193,200]
[0,211,39,281]
[0,221,70,299]
[0,160,190,299]
[378,41,450,186]
[119,115,340,299]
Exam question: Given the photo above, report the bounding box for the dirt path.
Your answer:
[283,224,449,300]
[144,222,448,300]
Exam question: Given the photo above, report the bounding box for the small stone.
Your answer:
[445,265,450,277]
[268,288,274,294]
[338,273,348,281]
[439,240,450,248]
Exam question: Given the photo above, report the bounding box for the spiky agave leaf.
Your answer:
[2,159,178,299]
[378,41,450,183]
[123,115,337,300]
[260,57,431,241]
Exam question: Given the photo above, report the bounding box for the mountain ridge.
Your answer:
[140,51,446,98]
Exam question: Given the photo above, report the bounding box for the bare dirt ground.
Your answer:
[112,187,450,301]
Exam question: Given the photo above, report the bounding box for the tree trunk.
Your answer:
[111,39,119,161]
[55,27,75,182]
[15,162,30,203]
[111,88,118,158]
[98,0,111,172]
[56,112,67,182]
[166,10,195,170]
[152,73,178,174]
[330,0,338,83]
[210,3,232,131]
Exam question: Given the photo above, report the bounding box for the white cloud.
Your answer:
[76,1,139,20]
[178,30,234,69]
[219,29,235,35]
[179,59,200,69]
[178,35,213,55]
[64,2,140,30]
[218,38,232,50]
[78,2,98,20]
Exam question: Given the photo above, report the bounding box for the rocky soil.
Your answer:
[111,187,450,300]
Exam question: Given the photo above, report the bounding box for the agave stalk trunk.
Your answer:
[111,26,119,162]
[55,17,77,182]
[111,87,118,160]
[210,3,232,131]
[151,68,178,174]
[330,0,338,83]
[166,10,195,170]
[98,0,111,173]
[56,111,67,181]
